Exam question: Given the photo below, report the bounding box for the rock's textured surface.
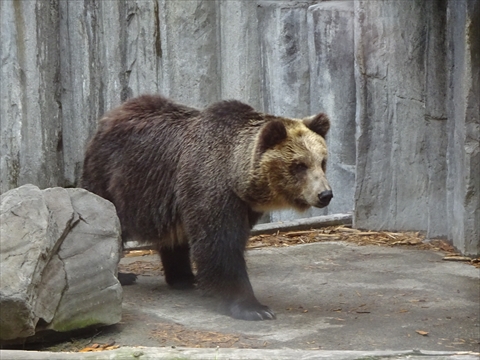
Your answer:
[0,185,122,341]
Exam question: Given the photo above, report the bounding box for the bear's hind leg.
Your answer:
[159,243,196,289]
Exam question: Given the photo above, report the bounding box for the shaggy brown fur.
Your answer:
[82,94,331,321]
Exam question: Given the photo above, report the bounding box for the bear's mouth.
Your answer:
[293,198,311,211]
[315,198,332,209]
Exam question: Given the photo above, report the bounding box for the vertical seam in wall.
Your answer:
[119,2,126,102]
[216,0,222,100]
[353,1,367,224]
[304,5,314,115]
[35,1,46,185]
[154,0,162,92]
[14,1,28,186]
[424,6,432,233]
[161,0,170,97]
[62,1,71,186]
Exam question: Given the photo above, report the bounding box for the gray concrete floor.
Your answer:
[2,241,479,359]
[90,242,479,353]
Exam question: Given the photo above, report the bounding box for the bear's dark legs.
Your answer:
[159,243,196,289]
[223,269,276,321]
[192,244,275,320]
[186,203,275,321]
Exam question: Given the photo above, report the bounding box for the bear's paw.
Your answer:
[229,299,276,321]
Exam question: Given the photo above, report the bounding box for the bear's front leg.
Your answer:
[193,243,276,320]
[186,202,276,321]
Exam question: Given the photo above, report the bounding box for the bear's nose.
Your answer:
[318,190,333,205]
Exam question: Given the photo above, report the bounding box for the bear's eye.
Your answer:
[321,159,327,171]
[292,162,308,174]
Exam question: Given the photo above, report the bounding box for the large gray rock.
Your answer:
[0,184,122,341]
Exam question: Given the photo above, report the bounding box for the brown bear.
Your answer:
[81,94,332,321]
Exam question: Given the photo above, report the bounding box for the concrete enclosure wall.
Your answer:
[1,0,478,255]
[353,0,479,255]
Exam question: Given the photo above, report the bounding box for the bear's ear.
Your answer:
[303,113,330,138]
[258,120,287,153]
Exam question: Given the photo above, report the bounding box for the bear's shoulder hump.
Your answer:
[120,95,200,118]
[204,100,255,117]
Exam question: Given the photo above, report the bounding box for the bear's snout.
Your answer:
[318,190,333,207]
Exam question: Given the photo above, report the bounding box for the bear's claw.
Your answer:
[229,300,276,321]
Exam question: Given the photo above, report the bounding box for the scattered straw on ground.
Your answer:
[121,225,479,269]
[118,260,163,276]
[249,225,429,249]
[247,225,479,268]
[78,342,119,352]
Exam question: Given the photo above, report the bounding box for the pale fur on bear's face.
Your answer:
[251,114,331,212]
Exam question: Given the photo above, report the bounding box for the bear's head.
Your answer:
[252,113,332,212]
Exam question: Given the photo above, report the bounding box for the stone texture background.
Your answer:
[0,0,478,255]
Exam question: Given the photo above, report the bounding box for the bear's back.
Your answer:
[82,96,268,241]
[82,95,202,238]
[200,100,264,129]
[99,95,200,132]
